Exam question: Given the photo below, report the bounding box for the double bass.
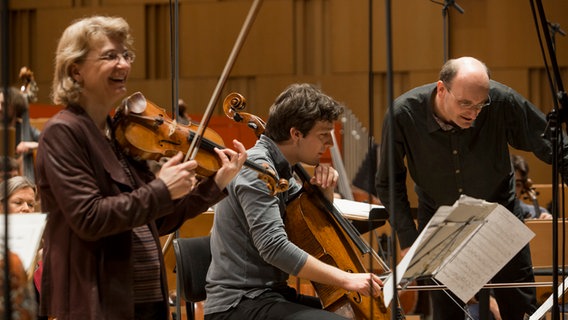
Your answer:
[17,66,39,183]
[224,93,403,320]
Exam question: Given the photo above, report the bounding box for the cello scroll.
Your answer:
[223,92,266,139]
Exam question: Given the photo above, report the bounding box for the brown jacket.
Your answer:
[36,105,225,319]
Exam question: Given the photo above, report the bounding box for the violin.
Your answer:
[521,178,542,219]
[111,91,288,195]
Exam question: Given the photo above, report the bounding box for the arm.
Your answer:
[237,157,381,297]
[16,141,38,155]
[501,82,568,180]
[297,255,382,297]
[39,120,179,241]
[156,139,247,234]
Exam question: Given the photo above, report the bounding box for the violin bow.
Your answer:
[169,0,180,125]
[163,0,264,256]
[185,0,264,163]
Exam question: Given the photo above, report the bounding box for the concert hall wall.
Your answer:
[3,0,568,204]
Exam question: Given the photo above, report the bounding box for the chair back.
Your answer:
[173,235,211,302]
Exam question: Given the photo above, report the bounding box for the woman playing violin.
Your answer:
[35,15,247,320]
[204,83,383,320]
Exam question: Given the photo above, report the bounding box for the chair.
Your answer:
[173,235,211,320]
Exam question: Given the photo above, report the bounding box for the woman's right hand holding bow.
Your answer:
[158,152,198,199]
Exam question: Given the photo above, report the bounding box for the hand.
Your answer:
[212,139,247,190]
[16,141,38,155]
[309,164,338,200]
[538,212,553,219]
[489,295,502,320]
[158,152,198,200]
[342,272,383,297]
[400,247,410,258]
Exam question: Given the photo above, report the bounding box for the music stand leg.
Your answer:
[479,289,490,320]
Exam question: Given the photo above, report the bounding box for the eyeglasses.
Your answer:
[444,82,491,111]
[96,50,136,64]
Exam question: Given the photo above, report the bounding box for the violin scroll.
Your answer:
[223,92,266,139]
[521,178,539,202]
[19,66,38,103]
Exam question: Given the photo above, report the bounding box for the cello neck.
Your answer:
[293,163,369,255]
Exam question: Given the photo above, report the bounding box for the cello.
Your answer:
[223,93,403,320]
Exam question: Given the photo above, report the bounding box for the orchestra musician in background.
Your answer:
[0,86,41,182]
[35,15,246,320]
[376,56,568,320]
[0,156,20,181]
[511,154,553,220]
[16,66,41,166]
[0,87,25,127]
[0,176,37,214]
[177,98,191,125]
[13,95,41,161]
[0,175,44,319]
[0,249,38,319]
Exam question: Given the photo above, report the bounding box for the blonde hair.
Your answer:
[52,16,134,106]
[0,176,36,204]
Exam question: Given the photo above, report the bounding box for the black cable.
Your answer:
[529,0,568,318]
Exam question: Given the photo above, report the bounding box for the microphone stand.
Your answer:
[547,21,566,53]
[530,1,568,319]
[430,0,464,62]
[430,2,492,320]
[382,0,401,318]
[1,0,13,319]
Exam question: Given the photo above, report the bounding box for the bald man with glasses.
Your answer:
[376,56,568,320]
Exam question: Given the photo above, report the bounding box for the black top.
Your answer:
[376,80,568,248]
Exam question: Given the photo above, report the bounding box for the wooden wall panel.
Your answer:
[7,10,35,82]
[9,0,72,10]
[388,0,445,71]
[329,1,368,73]
[3,0,568,190]
[453,0,568,68]
[180,0,294,78]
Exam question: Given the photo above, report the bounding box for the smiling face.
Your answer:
[70,36,132,112]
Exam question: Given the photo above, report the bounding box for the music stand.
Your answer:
[382,195,535,307]
[333,198,389,234]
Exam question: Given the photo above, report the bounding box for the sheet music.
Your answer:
[0,213,47,275]
[383,195,535,306]
[435,203,535,302]
[333,198,383,221]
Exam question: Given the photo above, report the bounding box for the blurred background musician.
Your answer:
[0,175,43,319]
[511,154,553,220]
[16,67,41,184]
